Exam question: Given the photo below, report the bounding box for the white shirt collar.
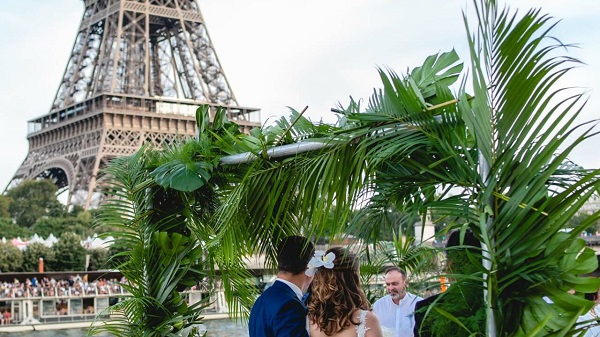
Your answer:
[275,278,303,300]
[390,292,416,306]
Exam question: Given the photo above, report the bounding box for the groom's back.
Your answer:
[249,280,308,337]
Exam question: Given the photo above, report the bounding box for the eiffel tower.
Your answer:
[7,0,260,209]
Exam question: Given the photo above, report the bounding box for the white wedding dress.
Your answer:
[355,310,369,337]
[311,310,385,337]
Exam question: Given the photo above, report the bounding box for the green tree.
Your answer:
[106,239,129,269]
[567,212,600,235]
[30,218,65,238]
[0,195,11,218]
[58,217,94,238]
[31,216,94,239]
[51,232,85,271]
[0,242,23,272]
[0,218,32,239]
[68,205,86,217]
[568,212,590,229]
[87,248,108,271]
[22,242,55,272]
[76,209,93,223]
[6,179,65,227]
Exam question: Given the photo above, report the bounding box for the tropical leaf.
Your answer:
[458,1,600,335]
[150,159,213,192]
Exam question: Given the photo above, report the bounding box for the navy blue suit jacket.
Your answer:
[248,280,309,337]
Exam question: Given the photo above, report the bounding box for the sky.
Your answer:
[0,0,599,191]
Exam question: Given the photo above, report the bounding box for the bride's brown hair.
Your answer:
[307,247,371,336]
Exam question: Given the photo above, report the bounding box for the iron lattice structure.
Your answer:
[8,0,261,209]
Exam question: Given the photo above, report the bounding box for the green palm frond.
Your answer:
[91,144,214,336]
[458,1,600,335]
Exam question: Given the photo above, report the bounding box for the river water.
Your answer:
[0,318,249,337]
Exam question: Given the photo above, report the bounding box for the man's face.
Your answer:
[384,270,407,303]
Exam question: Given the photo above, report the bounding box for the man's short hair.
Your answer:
[384,266,407,279]
[277,236,314,275]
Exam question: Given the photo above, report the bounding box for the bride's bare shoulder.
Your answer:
[365,310,380,322]
[365,311,384,337]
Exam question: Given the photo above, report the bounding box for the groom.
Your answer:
[249,235,315,337]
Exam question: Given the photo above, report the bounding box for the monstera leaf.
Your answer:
[150,159,213,192]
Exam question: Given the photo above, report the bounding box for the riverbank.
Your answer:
[0,313,230,333]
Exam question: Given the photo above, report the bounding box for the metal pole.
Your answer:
[219,141,331,165]
[219,107,448,166]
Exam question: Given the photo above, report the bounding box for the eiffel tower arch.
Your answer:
[7,0,260,209]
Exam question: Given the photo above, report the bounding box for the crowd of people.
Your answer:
[0,275,126,299]
[0,309,10,325]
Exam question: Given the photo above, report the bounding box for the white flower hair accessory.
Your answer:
[305,250,336,276]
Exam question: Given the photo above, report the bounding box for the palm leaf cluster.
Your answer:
[88,148,211,337]
[92,0,600,336]
[88,106,262,336]
[461,2,600,335]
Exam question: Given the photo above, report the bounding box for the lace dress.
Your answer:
[355,310,370,337]
[310,310,375,337]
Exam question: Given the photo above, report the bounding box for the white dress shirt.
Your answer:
[373,292,422,337]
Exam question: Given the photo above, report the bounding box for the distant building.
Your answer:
[578,196,600,215]
[415,213,436,244]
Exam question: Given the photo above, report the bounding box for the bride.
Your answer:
[306,247,384,337]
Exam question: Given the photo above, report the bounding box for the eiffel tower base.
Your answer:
[10,96,256,209]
